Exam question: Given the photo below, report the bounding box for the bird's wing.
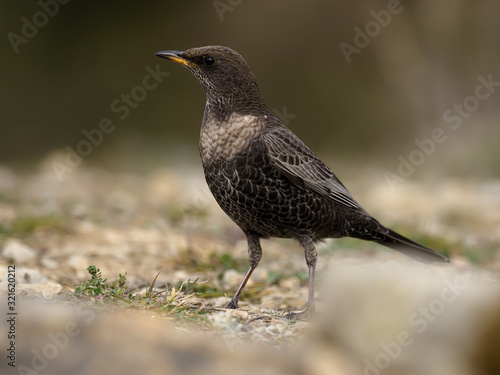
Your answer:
[263,127,364,211]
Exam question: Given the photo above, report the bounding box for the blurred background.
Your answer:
[1,0,499,179]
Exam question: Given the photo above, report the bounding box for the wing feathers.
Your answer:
[263,127,363,211]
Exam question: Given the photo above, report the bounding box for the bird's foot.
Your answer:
[226,300,239,309]
[285,304,315,320]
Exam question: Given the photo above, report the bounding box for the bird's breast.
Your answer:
[200,113,264,163]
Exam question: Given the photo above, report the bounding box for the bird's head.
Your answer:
[155,46,264,111]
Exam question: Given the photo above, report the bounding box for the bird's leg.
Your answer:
[226,232,262,309]
[286,237,317,319]
[226,265,255,309]
[307,263,316,307]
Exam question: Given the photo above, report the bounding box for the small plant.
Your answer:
[74,266,206,319]
[75,265,127,297]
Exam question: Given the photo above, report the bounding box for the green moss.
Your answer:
[462,246,497,266]
[0,214,71,237]
[186,281,224,299]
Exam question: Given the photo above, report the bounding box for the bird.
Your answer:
[155,45,449,318]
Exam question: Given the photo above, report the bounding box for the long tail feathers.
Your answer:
[374,228,449,264]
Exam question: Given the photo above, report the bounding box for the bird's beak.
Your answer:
[155,50,193,67]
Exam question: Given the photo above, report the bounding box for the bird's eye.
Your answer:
[203,55,215,66]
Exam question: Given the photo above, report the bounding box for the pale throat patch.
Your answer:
[200,113,263,162]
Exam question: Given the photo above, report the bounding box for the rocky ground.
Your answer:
[1,158,499,375]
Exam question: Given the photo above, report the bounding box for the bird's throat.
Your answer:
[200,111,264,164]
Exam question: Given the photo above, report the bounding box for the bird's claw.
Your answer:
[285,305,315,320]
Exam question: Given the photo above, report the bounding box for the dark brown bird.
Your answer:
[155,46,449,318]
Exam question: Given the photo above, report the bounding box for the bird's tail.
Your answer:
[372,228,449,264]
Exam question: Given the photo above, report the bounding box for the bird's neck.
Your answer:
[205,92,267,123]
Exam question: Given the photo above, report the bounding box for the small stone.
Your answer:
[17,268,48,284]
[207,296,228,307]
[0,268,60,297]
[40,257,59,269]
[18,287,43,298]
[247,268,268,285]
[67,255,89,272]
[2,239,36,263]
[222,269,243,290]
[227,309,249,321]
[279,276,301,290]
[18,281,62,298]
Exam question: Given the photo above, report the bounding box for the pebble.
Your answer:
[207,296,228,307]
[279,276,301,290]
[248,268,268,285]
[222,268,268,289]
[2,239,36,263]
[16,267,48,284]
[222,269,243,290]
[40,257,59,269]
[0,267,62,297]
[67,255,90,272]
[18,281,63,298]
[227,309,249,321]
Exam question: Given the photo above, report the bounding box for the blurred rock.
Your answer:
[279,276,301,291]
[206,296,228,307]
[67,255,90,273]
[248,268,268,284]
[303,254,500,375]
[222,268,267,291]
[470,301,500,375]
[1,300,300,375]
[222,269,243,290]
[2,239,36,263]
[0,267,62,297]
[227,309,249,321]
[18,281,63,298]
[16,268,48,284]
[40,256,59,269]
